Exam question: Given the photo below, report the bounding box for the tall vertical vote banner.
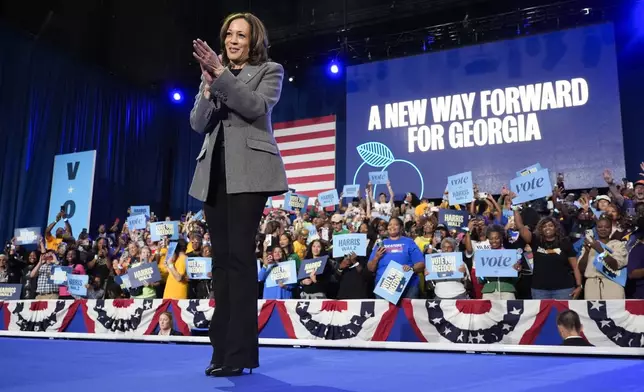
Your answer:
[346,23,625,198]
[47,151,97,233]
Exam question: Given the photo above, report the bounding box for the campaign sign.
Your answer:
[127,214,146,230]
[332,233,368,258]
[47,150,97,234]
[127,263,161,289]
[318,189,339,208]
[369,171,389,185]
[187,257,211,280]
[192,210,204,221]
[475,249,519,278]
[164,241,178,264]
[130,205,150,217]
[265,260,297,288]
[593,244,627,287]
[14,227,40,246]
[67,274,89,297]
[0,284,22,300]
[373,261,413,304]
[516,163,543,177]
[447,171,474,206]
[115,274,131,289]
[149,221,180,241]
[425,252,464,281]
[297,256,329,279]
[343,184,360,198]
[438,209,469,231]
[283,192,310,211]
[49,266,72,285]
[511,169,552,205]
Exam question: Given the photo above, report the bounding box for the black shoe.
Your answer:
[212,366,252,377]
[205,363,223,376]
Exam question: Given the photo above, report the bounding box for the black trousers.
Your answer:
[204,148,266,369]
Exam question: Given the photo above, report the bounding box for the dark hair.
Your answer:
[264,221,280,236]
[535,216,566,246]
[279,232,295,256]
[485,224,506,242]
[556,310,582,332]
[305,239,328,259]
[220,13,269,67]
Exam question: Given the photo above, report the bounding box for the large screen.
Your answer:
[346,23,625,199]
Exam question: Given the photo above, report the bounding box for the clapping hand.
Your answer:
[193,39,224,81]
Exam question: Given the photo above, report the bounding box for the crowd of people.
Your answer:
[2,167,644,302]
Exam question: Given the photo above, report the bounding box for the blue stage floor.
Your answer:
[1,338,643,391]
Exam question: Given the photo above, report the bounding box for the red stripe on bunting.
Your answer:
[171,300,191,337]
[401,299,427,342]
[519,300,560,344]
[275,301,297,339]
[455,300,492,314]
[258,300,276,331]
[59,300,81,332]
[80,300,95,333]
[372,302,399,341]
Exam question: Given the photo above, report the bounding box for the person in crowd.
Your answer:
[44,211,73,251]
[369,181,394,218]
[259,245,295,299]
[278,232,301,270]
[425,238,470,299]
[85,276,106,299]
[627,216,644,298]
[163,239,189,299]
[187,232,211,299]
[59,249,87,300]
[299,239,332,299]
[30,250,59,299]
[330,214,349,236]
[557,310,592,346]
[514,210,583,300]
[368,217,425,299]
[0,254,8,283]
[154,311,184,336]
[292,228,308,260]
[579,215,628,299]
[472,224,520,299]
[130,246,159,299]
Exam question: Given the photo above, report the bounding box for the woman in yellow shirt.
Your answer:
[163,239,189,299]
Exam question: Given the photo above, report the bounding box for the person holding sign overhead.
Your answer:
[367,217,425,299]
[189,13,287,377]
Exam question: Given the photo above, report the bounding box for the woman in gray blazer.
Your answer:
[191,12,288,378]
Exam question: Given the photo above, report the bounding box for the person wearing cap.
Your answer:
[331,214,349,235]
[603,169,644,209]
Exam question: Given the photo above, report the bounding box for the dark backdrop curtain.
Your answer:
[0,23,204,242]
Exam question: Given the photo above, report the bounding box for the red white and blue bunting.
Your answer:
[402,300,542,344]
[173,299,275,337]
[81,299,168,335]
[1,299,644,348]
[4,300,78,332]
[276,300,397,340]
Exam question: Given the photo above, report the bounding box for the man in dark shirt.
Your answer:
[557,310,593,346]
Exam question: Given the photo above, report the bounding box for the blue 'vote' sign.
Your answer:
[510,169,552,205]
[475,249,519,278]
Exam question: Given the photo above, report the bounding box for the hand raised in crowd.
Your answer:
[639,161,644,178]
[402,264,412,272]
[603,168,613,184]
[373,246,386,261]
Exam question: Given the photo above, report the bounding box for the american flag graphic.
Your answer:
[272,115,336,203]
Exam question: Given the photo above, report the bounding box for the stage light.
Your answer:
[288,76,294,82]
[330,64,339,74]
[170,90,183,103]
